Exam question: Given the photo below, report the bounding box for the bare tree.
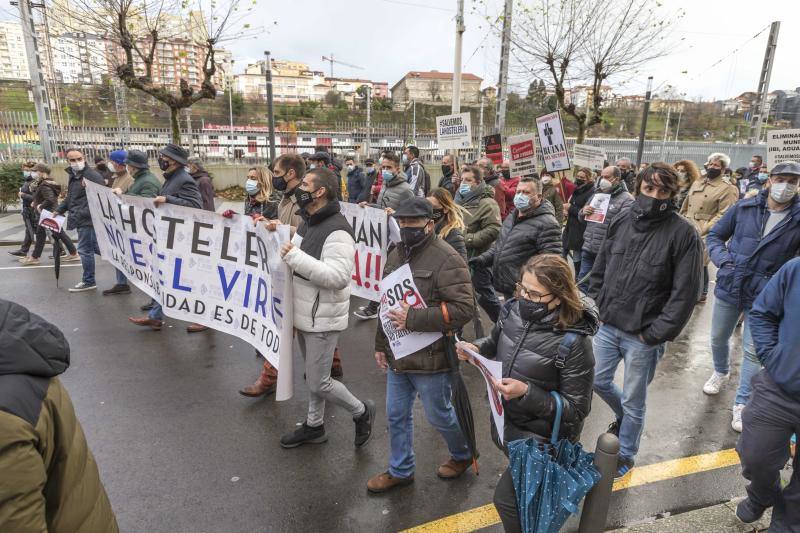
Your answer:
[47,0,261,142]
[427,80,442,103]
[512,0,681,142]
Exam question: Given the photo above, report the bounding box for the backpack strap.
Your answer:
[555,332,579,369]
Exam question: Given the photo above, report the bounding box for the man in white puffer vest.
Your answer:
[278,167,376,449]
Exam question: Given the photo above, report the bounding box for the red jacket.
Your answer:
[499,177,520,219]
[555,178,576,204]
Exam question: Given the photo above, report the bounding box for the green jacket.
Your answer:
[127,168,162,198]
[461,184,501,257]
[375,233,475,373]
[0,299,118,533]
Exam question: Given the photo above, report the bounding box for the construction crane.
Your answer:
[321,54,364,79]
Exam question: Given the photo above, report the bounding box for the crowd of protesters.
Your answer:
[3,141,799,533]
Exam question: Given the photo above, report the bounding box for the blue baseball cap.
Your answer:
[109,149,128,165]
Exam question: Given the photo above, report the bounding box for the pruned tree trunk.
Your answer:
[170,107,181,144]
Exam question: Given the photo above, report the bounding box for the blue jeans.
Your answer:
[387,370,471,478]
[703,266,710,296]
[76,226,100,285]
[115,268,129,286]
[148,299,163,321]
[472,263,502,323]
[593,324,665,461]
[577,250,596,293]
[710,298,760,406]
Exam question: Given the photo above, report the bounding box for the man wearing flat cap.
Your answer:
[129,143,202,330]
[367,197,476,494]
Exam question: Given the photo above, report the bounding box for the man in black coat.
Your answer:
[55,148,107,292]
[472,177,562,312]
[587,162,703,479]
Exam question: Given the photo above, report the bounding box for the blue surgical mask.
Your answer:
[402,154,409,164]
[245,179,259,195]
[758,172,769,183]
[382,169,394,180]
[459,183,472,196]
[513,192,531,210]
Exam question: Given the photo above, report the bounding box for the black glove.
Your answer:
[468,256,484,268]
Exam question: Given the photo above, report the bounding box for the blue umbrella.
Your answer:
[507,391,601,533]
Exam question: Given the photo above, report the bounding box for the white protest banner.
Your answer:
[436,112,473,150]
[38,209,66,233]
[457,342,505,443]
[767,129,800,170]
[536,111,571,172]
[572,144,606,171]
[85,181,295,400]
[508,133,538,179]
[585,193,611,224]
[379,263,441,359]
[340,202,388,302]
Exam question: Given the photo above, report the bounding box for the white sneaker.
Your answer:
[732,404,745,433]
[69,281,97,292]
[703,372,730,395]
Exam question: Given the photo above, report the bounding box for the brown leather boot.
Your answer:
[128,316,163,330]
[437,458,472,479]
[239,370,277,397]
[331,348,343,379]
[186,323,209,333]
[367,472,414,494]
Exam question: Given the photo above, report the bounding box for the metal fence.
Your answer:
[0,113,766,170]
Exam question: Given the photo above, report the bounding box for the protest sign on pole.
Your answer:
[378,264,441,359]
[585,193,611,224]
[457,342,505,443]
[483,133,503,165]
[536,111,571,172]
[572,144,607,171]
[436,112,473,149]
[340,202,388,302]
[38,209,66,233]
[86,181,295,400]
[508,133,537,179]
[766,129,800,170]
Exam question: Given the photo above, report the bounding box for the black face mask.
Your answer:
[272,174,288,191]
[501,169,511,180]
[441,165,453,178]
[400,226,428,248]
[635,193,672,217]
[432,208,444,221]
[518,298,552,323]
[294,187,318,209]
[157,157,170,171]
[706,168,722,180]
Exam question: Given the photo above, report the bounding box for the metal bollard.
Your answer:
[578,432,620,533]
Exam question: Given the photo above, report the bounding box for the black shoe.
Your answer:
[140,301,154,311]
[607,419,622,437]
[8,250,26,257]
[354,399,376,448]
[736,497,766,524]
[614,456,635,479]
[102,284,131,296]
[331,365,344,380]
[280,423,328,449]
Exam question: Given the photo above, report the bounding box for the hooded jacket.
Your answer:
[346,165,367,203]
[475,200,563,296]
[31,178,62,212]
[282,201,355,332]
[457,184,502,257]
[475,298,598,444]
[580,183,635,255]
[587,201,703,345]
[56,165,106,229]
[0,300,118,532]
[706,189,800,310]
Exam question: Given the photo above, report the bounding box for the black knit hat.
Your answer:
[159,143,189,166]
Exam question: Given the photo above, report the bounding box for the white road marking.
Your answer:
[0,264,82,270]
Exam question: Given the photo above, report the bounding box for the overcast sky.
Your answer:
[220,0,797,101]
[1,0,796,101]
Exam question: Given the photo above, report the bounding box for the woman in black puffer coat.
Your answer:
[457,253,597,533]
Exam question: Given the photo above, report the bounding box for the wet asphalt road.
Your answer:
[0,245,749,532]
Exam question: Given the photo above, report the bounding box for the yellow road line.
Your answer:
[401,448,741,533]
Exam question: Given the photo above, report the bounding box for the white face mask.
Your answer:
[346,164,355,172]
[770,182,798,204]
[598,178,613,192]
[30,171,39,179]
[308,163,316,170]
[541,176,552,185]
[70,160,86,172]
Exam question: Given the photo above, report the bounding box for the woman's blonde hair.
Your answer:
[429,188,465,238]
[520,254,584,329]
[249,166,274,203]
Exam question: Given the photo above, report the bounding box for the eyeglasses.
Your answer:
[515,283,551,301]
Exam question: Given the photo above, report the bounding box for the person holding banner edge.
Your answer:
[129,144,202,330]
[367,197,476,493]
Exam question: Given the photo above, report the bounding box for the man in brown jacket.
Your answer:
[367,197,476,494]
[0,299,118,532]
[680,152,739,301]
